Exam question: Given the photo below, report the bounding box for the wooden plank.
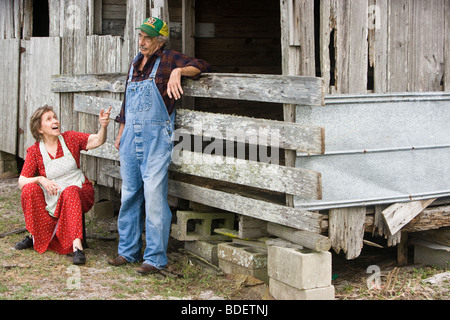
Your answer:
[168,180,325,233]
[386,0,410,92]
[100,163,325,233]
[83,35,123,188]
[0,39,20,154]
[369,0,388,93]
[182,73,324,106]
[53,72,324,106]
[122,0,146,72]
[334,0,368,93]
[171,150,322,199]
[175,108,325,154]
[51,73,127,93]
[100,164,324,232]
[24,37,61,153]
[319,0,332,93]
[381,199,436,236]
[407,0,445,92]
[404,205,450,232]
[73,94,325,153]
[267,222,331,252]
[329,207,366,260]
[445,0,450,92]
[94,147,322,199]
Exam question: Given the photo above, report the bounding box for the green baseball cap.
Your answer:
[136,17,169,37]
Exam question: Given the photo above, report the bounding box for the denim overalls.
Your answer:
[117,55,175,269]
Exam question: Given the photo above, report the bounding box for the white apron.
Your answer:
[39,135,85,217]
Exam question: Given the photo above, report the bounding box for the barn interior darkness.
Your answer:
[32,0,49,37]
[192,0,283,121]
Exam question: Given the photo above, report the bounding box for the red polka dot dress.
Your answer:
[20,131,94,255]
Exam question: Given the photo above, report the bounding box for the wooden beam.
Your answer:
[182,73,324,106]
[51,73,127,93]
[175,108,325,154]
[171,150,322,199]
[73,94,325,154]
[267,222,331,252]
[404,205,450,232]
[55,73,324,106]
[382,199,436,236]
[98,165,326,234]
[98,149,322,199]
[167,180,325,233]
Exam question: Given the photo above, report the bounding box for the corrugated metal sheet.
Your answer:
[295,92,450,210]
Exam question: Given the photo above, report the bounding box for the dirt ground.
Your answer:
[0,174,449,301]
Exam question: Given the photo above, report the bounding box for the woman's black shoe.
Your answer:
[73,248,86,265]
[14,235,33,250]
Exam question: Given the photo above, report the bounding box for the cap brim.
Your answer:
[136,26,160,38]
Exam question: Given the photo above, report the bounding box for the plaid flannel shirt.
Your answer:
[115,48,211,123]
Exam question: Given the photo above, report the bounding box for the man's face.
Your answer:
[138,31,160,57]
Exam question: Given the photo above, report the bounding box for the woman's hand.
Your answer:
[86,107,112,150]
[38,177,61,196]
[99,107,112,128]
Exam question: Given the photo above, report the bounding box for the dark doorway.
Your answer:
[33,0,50,37]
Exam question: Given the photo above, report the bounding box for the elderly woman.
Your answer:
[15,105,111,265]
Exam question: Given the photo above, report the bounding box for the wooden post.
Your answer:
[329,207,366,260]
[397,231,408,266]
[280,0,317,207]
[181,0,196,110]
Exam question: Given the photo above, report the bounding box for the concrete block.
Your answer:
[269,278,335,300]
[414,242,450,268]
[171,211,235,241]
[267,242,331,290]
[184,240,225,266]
[218,242,267,269]
[219,259,269,284]
[218,242,269,283]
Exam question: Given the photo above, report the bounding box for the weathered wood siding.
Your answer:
[318,0,448,94]
[0,39,20,155]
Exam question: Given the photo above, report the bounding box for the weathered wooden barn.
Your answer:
[1,0,449,275]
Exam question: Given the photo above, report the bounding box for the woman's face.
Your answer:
[39,110,60,139]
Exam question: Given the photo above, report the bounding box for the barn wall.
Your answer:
[1,0,449,155]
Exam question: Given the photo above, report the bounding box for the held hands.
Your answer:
[99,107,112,128]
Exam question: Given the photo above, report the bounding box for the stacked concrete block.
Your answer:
[414,241,450,268]
[267,239,334,300]
[184,240,224,266]
[218,242,268,283]
[171,211,235,241]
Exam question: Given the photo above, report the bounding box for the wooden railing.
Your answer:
[52,73,328,234]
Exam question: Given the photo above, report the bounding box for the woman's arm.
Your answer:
[86,107,112,150]
[18,175,60,196]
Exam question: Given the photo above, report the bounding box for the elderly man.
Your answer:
[109,17,210,274]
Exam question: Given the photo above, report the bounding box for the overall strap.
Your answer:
[150,56,162,79]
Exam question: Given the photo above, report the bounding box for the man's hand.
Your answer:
[167,68,183,100]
